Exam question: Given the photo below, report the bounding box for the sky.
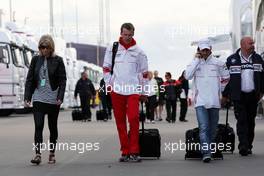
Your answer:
[0,0,231,78]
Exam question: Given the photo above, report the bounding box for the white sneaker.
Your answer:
[203,156,211,163]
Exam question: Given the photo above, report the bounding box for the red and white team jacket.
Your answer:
[103,43,148,95]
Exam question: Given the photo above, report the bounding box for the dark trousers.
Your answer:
[166,99,177,122]
[179,98,188,121]
[33,103,60,154]
[233,91,258,151]
[80,96,91,119]
[101,94,112,118]
[146,95,157,121]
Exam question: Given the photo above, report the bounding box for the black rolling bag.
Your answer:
[72,106,84,121]
[96,109,108,121]
[139,102,161,159]
[185,107,234,159]
[215,107,235,153]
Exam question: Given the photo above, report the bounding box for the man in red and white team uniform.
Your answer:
[103,23,148,162]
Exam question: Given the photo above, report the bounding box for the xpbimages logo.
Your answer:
[32,141,100,154]
[98,84,165,95]
[164,140,232,154]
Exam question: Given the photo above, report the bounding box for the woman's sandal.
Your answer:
[31,154,41,165]
[48,153,56,164]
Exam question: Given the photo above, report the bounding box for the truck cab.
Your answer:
[0,29,25,116]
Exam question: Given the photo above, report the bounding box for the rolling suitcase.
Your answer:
[185,128,224,160]
[184,107,233,159]
[185,127,203,159]
[72,106,84,121]
[96,108,108,121]
[139,102,161,159]
[215,107,235,153]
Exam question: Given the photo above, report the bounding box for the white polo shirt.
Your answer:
[239,51,254,93]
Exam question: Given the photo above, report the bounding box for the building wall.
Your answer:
[67,43,106,67]
[253,0,264,53]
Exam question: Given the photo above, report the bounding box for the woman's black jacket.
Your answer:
[24,55,67,102]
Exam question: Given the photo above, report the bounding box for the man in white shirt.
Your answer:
[103,23,148,162]
[185,39,230,163]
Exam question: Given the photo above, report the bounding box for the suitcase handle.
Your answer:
[140,102,145,135]
[225,106,229,126]
[223,106,229,144]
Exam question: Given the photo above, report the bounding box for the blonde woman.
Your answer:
[146,71,158,123]
[24,34,67,165]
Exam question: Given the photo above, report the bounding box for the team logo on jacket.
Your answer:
[230,66,241,74]
[253,64,263,72]
[231,59,236,63]
[241,63,253,70]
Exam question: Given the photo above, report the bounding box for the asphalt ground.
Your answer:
[0,106,264,176]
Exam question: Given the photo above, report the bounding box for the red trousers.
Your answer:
[111,92,140,155]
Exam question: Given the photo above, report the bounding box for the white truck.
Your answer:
[65,47,78,107]
[0,28,25,116]
[53,38,82,109]
[53,37,71,109]
[4,23,38,114]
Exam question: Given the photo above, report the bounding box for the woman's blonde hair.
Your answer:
[38,34,55,57]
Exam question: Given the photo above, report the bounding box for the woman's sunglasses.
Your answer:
[38,45,50,50]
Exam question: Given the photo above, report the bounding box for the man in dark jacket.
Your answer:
[74,72,96,121]
[163,72,181,123]
[223,36,264,156]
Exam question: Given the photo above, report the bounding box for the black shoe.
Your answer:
[48,153,56,164]
[171,120,176,123]
[31,154,41,165]
[180,119,188,122]
[239,149,248,156]
[202,156,211,163]
[166,118,171,123]
[248,149,252,155]
[129,155,141,162]
[119,155,130,162]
